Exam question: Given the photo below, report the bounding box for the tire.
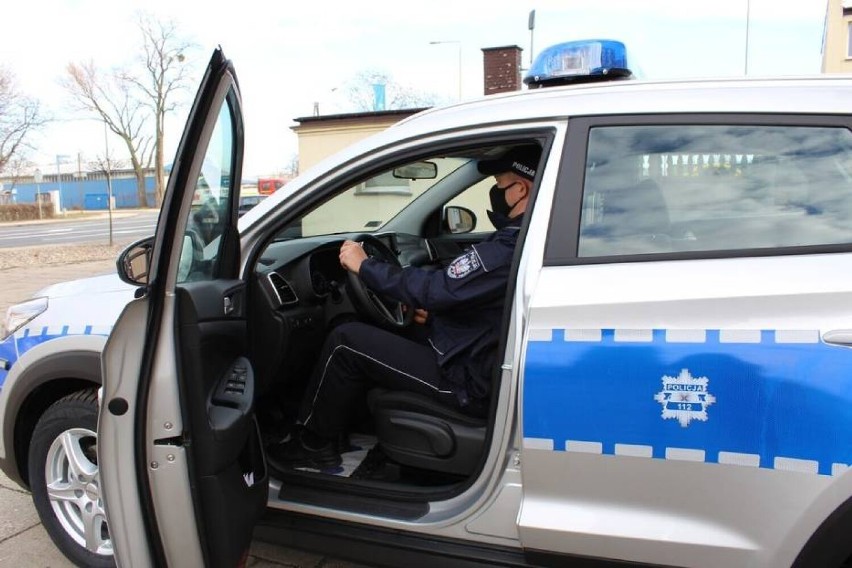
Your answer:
[28,389,114,568]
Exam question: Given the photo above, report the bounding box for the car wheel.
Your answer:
[28,389,114,567]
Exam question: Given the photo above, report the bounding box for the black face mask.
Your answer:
[488,182,522,217]
[487,182,525,229]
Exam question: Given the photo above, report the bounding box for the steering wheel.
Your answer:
[346,234,414,328]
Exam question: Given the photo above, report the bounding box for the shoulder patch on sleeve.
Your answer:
[447,250,482,279]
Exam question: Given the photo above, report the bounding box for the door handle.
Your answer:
[224,296,234,315]
[822,329,852,346]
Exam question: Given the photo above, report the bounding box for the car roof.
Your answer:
[239,75,852,229]
[389,76,852,137]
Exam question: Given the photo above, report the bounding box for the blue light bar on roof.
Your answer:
[524,39,633,88]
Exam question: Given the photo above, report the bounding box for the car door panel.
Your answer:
[100,48,266,568]
[100,297,159,566]
[517,115,852,568]
[174,282,260,458]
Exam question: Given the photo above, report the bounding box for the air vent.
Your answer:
[267,272,298,305]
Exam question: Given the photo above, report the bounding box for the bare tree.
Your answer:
[62,14,195,209]
[343,70,441,112]
[88,154,128,243]
[1,154,33,196]
[282,153,299,177]
[88,155,127,176]
[0,68,46,174]
[64,61,153,207]
[124,12,195,206]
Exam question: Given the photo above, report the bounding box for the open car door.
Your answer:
[99,48,267,567]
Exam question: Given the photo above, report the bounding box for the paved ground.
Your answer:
[0,228,371,567]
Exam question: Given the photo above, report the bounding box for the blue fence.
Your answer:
[4,176,156,210]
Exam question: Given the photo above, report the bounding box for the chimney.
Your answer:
[482,45,523,95]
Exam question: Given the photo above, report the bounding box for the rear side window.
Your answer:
[578,124,852,257]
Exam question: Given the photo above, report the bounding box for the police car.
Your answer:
[2,40,852,567]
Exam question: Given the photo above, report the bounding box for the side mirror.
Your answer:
[443,205,476,234]
[117,236,154,286]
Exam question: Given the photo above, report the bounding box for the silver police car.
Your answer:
[3,40,852,567]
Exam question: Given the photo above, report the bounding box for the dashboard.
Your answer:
[254,232,435,312]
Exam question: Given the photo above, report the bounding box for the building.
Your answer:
[292,109,426,172]
[482,45,524,95]
[823,0,852,73]
[0,168,157,211]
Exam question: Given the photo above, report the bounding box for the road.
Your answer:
[0,210,159,248]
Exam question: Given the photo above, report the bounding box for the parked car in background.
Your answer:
[2,39,852,568]
[238,191,267,216]
[257,177,286,195]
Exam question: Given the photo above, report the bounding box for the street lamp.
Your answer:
[429,40,462,101]
[744,0,751,75]
[33,169,43,220]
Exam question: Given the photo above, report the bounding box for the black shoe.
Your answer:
[336,433,351,454]
[267,431,342,471]
[351,445,400,481]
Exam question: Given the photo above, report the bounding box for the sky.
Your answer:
[0,0,830,180]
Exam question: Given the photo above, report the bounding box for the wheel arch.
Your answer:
[792,492,852,568]
[4,347,103,488]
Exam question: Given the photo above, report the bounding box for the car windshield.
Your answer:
[281,157,471,238]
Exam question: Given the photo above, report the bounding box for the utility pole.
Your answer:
[744,0,751,75]
[104,122,114,246]
[429,41,463,101]
[34,169,43,220]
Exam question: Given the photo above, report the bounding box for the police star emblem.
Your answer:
[654,369,716,427]
[447,250,481,279]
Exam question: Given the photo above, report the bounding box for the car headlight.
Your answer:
[1,297,48,340]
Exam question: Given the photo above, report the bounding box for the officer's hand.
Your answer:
[413,308,429,325]
[402,306,429,325]
[340,240,368,274]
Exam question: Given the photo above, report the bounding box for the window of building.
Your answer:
[578,124,852,258]
[847,21,852,57]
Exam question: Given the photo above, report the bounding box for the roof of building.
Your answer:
[292,108,429,126]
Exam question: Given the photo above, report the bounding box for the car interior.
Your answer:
[227,141,542,505]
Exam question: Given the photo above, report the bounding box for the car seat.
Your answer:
[367,389,487,476]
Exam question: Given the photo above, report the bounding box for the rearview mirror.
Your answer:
[117,236,154,286]
[393,161,438,180]
[443,206,476,234]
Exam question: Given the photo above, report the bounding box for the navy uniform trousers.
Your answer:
[298,321,458,438]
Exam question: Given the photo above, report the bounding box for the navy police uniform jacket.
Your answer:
[358,215,523,408]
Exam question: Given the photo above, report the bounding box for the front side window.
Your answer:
[178,96,236,281]
[578,123,852,258]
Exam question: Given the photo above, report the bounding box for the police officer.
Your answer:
[269,145,541,470]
